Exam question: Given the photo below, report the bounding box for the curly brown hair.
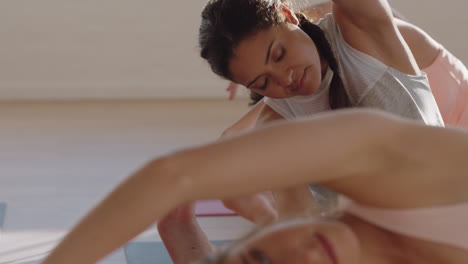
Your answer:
[199,0,349,108]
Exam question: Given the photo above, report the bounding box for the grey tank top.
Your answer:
[264,14,444,127]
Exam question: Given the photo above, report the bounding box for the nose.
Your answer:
[272,67,294,88]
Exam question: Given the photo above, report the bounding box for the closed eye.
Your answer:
[257,47,284,91]
[274,47,285,62]
[259,78,269,91]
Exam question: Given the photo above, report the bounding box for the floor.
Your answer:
[0,99,255,264]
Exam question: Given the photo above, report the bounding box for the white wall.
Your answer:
[0,0,466,100]
[391,0,467,64]
[0,0,228,100]
[0,100,253,264]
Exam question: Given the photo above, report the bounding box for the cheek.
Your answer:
[296,40,320,64]
[324,223,361,264]
[286,45,321,73]
[305,48,321,65]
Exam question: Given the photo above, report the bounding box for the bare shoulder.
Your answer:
[256,104,284,126]
[331,0,394,45]
[327,120,468,208]
[395,19,441,69]
[389,124,468,205]
[331,2,420,75]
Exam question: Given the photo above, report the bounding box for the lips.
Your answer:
[298,69,306,90]
[316,233,338,264]
[290,69,306,94]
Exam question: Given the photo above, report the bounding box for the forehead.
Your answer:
[221,220,316,264]
[228,26,280,84]
[229,219,314,252]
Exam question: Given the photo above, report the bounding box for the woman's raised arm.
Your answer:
[331,0,420,75]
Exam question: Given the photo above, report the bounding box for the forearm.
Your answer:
[332,0,393,22]
[386,121,468,201]
[42,111,401,264]
[221,100,265,137]
[159,224,216,264]
[176,110,395,202]
[157,204,216,264]
[299,2,332,23]
[302,1,404,21]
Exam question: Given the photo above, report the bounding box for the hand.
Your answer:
[222,192,278,224]
[226,82,239,100]
[157,203,217,264]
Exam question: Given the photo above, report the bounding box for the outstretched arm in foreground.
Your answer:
[41,110,468,264]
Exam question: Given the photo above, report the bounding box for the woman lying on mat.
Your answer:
[42,109,468,264]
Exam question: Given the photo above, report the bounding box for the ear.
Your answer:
[280,4,299,25]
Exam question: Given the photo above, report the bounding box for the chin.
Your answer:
[300,86,318,96]
[303,81,321,96]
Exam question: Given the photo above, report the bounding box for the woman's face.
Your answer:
[223,218,360,264]
[229,23,324,99]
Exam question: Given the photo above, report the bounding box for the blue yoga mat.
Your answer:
[125,240,231,264]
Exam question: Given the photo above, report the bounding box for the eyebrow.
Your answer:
[246,40,275,88]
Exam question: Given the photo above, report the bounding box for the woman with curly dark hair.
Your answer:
[197,0,448,226]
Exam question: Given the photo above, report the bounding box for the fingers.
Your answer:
[157,203,217,264]
[222,192,278,224]
[226,82,239,100]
